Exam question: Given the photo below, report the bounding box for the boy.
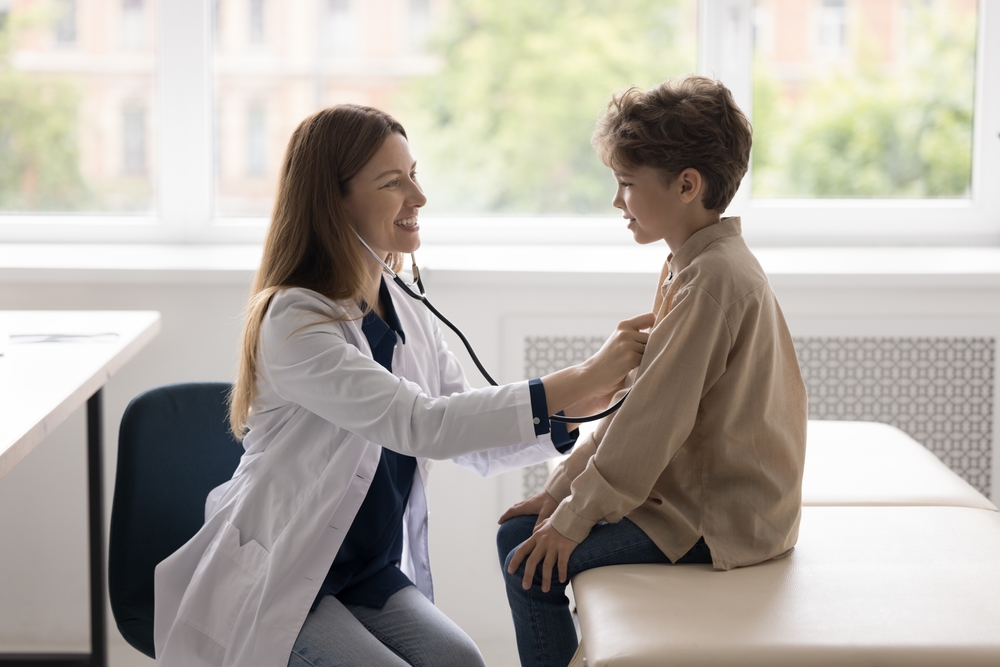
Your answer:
[497,76,808,667]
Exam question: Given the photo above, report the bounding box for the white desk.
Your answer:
[0,311,160,667]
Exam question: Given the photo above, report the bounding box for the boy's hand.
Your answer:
[498,490,559,529]
[507,519,579,593]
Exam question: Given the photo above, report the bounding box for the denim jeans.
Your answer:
[288,585,486,667]
[497,515,711,667]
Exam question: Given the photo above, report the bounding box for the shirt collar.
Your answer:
[360,277,406,345]
[663,216,742,291]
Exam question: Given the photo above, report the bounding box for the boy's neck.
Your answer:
[665,210,723,255]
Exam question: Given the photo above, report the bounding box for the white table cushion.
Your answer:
[572,506,1000,667]
[802,421,996,510]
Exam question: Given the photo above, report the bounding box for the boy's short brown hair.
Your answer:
[592,76,752,212]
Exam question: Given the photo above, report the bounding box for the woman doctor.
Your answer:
[152,105,652,667]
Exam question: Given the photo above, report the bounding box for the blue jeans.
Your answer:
[288,586,486,667]
[497,515,711,667]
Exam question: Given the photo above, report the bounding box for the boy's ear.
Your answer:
[677,168,703,204]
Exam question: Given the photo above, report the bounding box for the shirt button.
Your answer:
[533,417,541,425]
[667,271,674,280]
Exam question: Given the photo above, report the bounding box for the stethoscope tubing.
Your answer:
[355,235,627,423]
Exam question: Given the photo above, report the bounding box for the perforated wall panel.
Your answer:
[520,335,995,498]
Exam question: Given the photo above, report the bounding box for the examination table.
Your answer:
[568,420,1000,667]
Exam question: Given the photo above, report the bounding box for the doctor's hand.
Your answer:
[498,490,559,529]
[538,312,652,417]
[583,312,654,392]
[507,518,580,593]
[562,369,632,427]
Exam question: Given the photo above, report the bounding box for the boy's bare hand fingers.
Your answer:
[541,551,555,593]
[558,549,570,584]
[507,538,532,574]
[499,502,529,525]
[522,549,543,590]
[498,491,555,525]
[534,504,556,530]
[619,312,655,332]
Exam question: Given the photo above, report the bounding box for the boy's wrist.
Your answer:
[545,468,573,502]
[550,499,598,544]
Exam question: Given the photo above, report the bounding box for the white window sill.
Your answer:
[1,243,999,288]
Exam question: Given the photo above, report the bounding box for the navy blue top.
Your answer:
[313,278,576,610]
[314,278,416,609]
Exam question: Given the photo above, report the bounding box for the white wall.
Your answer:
[1,253,998,667]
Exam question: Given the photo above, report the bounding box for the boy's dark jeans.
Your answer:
[497,515,711,667]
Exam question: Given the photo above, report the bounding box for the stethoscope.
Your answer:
[355,233,629,423]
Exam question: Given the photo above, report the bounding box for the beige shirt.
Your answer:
[546,217,807,570]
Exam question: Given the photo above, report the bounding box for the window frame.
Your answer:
[0,0,996,246]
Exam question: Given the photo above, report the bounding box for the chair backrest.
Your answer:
[109,382,244,658]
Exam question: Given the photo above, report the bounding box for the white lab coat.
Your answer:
[153,283,562,667]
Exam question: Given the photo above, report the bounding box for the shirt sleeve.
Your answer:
[545,431,598,501]
[548,286,733,543]
[544,369,635,498]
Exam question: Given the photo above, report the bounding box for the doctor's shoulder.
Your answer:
[260,287,355,347]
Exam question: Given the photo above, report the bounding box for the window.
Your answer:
[408,0,699,217]
[751,0,978,209]
[408,0,432,53]
[214,0,699,218]
[122,106,147,175]
[249,0,265,46]
[324,0,355,55]
[0,0,997,244]
[815,0,847,59]
[0,0,157,216]
[53,0,76,46]
[753,4,775,55]
[121,0,145,50]
[247,105,266,176]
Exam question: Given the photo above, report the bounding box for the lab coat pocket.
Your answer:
[176,521,269,649]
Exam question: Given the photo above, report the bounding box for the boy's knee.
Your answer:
[495,515,535,567]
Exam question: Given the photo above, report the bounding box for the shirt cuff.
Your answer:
[527,378,550,437]
[550,498,600,543]
[545,466,574,502]
[550,416,579,454]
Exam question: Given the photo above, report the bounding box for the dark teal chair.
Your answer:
[109,382,244,658]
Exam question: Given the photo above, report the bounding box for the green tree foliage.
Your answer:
[397,0,696,215]
[752,3,976,198]
[0,6,92,211]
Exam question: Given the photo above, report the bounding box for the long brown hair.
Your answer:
[230,105,407,438]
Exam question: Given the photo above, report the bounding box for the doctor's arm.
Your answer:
[436,312,654,414]
[442,314,652,475]
[261,295,649,461]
